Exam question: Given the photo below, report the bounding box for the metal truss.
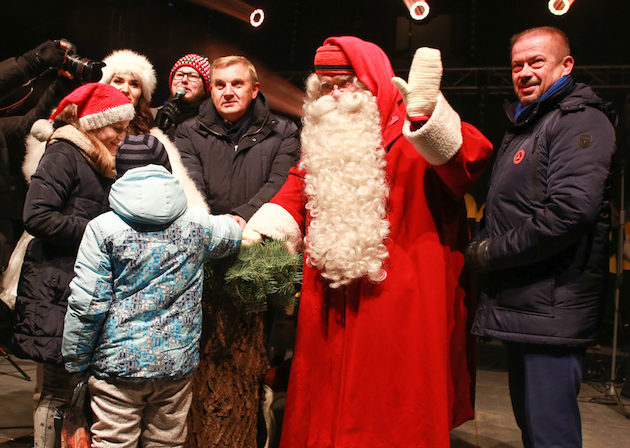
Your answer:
[439,66,630,95]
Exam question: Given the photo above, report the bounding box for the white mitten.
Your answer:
[242,225,263,247]
[392,47,442,117]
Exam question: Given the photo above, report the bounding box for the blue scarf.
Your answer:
[514,75,572,122]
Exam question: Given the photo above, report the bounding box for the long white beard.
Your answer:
[301,88,390,288]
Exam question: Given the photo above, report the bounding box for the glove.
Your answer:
[464,239,490,272]
[392,47,442,118]
[242,225,263,247]
[28,40,66,69]
[155,100,181,132]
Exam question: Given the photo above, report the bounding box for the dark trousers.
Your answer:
[506,342,585,448]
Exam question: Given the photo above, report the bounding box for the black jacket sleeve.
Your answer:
[485,108,616,270]
[23,145,90,247]
[175,121,207,201]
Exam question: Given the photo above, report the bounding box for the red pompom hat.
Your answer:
[50,82,135,131]
[169,53,212,93]
[314,43,354,75]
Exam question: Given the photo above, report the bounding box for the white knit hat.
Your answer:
[100,49,157,102]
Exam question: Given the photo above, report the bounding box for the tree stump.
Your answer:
[185,290,268,448]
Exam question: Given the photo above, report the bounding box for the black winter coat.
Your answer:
[472,81,617,347]
[12,131,113,364]
[176,94,300,221]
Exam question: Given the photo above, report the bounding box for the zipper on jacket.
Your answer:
[530,135,540,202]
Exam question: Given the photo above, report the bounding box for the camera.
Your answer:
[57,39,105,83]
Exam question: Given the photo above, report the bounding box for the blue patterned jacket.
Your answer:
[62,165,241,379]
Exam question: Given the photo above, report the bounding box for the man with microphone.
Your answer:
[156,53,211,138]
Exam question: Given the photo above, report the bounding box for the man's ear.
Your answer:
[561,55,575,76]
[252,82,260,99]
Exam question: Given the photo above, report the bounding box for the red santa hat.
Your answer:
[50,82,135,131]
[169,53,212,93]
[314,43,354,75]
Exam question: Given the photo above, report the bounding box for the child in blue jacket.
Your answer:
[62,134,242,447]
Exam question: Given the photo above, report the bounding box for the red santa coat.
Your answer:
[259,37,492,448]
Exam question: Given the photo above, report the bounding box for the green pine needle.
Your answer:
[204,239,302,314]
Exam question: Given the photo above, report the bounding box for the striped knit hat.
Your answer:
[169,53,212,93]
[314,43,354,75]
[49,83,134,131]
[116,134,172,179]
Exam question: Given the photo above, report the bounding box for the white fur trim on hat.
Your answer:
[402,92,463,166]
[246,203,304,254]
[79,103,135,131]
[100,49,157,102]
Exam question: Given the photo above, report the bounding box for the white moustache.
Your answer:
[306,90,370,120]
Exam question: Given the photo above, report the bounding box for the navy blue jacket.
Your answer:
[472,80,617,346]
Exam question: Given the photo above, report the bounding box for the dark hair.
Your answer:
[510,26,571,57]
[128,96,155,135]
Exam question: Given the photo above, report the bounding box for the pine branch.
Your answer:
[204,239,302,314]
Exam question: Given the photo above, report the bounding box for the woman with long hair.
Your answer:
[100,49,207,210]
[12,82,135,448]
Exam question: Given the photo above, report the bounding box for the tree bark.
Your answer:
[185,290,268,448]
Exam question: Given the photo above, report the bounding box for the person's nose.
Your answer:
[331,85,342,99]
[224,84,234,97]
[120,82,129,93]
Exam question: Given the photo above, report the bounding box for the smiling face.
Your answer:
[109,73,143,108]
[210,62,259,122]
[170,67,206,103]
[511,31,574,105]
[90,120,130,155]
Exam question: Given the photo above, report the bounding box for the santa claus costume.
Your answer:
[247,36,493,447]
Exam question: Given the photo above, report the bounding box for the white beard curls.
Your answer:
[301,79,390,288]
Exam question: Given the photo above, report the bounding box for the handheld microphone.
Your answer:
[174,87,186,102]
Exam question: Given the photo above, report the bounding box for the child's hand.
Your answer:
[223,214,246,231]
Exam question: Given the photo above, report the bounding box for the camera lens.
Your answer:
[64,55,104,83]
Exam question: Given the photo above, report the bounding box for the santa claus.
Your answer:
[245,36,492,448]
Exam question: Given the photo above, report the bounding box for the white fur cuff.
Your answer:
[403,92,463,166]
[247,203,303,254]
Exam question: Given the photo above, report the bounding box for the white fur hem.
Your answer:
[0,232,34,310]
[403,92,463,166]
[246,203,303,254]
[150,128,209,213]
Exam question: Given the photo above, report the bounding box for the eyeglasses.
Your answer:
[320,76,355,95]
[173,71,202,82]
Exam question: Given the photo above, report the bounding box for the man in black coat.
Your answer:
[468,26,616,447]
[176,55,299,224]
[155,53,211,139]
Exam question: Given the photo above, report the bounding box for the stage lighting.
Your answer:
[186,0,265,27]
[250,8,264,27]
[404,0,430,21]
[548,0,575,15]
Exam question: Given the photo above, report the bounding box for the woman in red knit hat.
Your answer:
[12,82,134,448]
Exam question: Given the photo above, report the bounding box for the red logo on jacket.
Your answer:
[513,149,525,164]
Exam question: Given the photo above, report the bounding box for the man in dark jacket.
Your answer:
[155,53,211,139]
[176,55,300,223]
[468,26,616,447]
